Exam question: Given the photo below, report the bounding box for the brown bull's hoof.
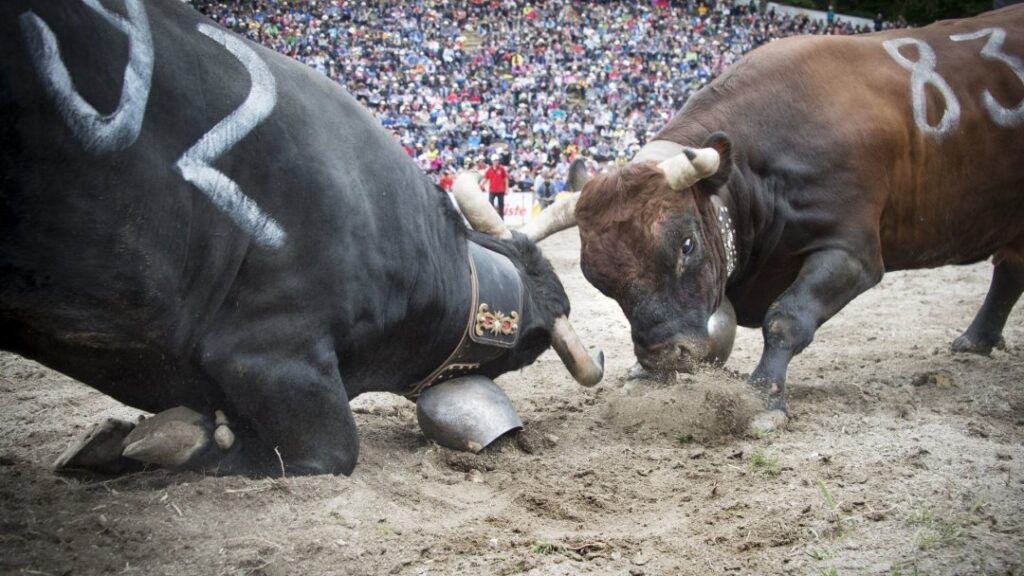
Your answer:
[624,362,674,382]
[625,362,654,380]
[54,417,140,474]
[951,334,1005,356]
[122,406,213,468]
[748,409,788,436]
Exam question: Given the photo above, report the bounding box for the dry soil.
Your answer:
[1,229,1022,576]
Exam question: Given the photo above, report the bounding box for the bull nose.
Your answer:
[634,335,709,372]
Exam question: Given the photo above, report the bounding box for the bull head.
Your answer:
[575,132,738,375]
[452,173,603,387]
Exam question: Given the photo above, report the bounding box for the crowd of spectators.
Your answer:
[191,0,903,195]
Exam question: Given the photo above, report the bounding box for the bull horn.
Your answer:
[518,193,579,243]
[657,147,720,192]
[550,316,604,387]
[452,172,512,239]
[566,158,592,192]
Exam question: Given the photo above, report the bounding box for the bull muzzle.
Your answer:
[635,298,737,374]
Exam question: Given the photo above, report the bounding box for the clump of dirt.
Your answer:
[602,368,761,444]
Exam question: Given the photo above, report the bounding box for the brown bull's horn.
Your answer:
[452,172,512,239]
[657,147,720,192]
[550,316,604,387]
[518,193,580,243]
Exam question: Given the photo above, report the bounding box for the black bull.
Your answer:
[0,0,600,476]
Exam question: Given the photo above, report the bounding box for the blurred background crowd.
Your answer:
[191,0,904,194]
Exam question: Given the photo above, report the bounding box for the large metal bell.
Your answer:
[706,297,737,365]
[416,375,523,453]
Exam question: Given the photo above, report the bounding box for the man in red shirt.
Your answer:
[437,169,454,192]
[482,155,509,220]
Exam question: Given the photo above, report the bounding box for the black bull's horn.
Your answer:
[452,172,603,387]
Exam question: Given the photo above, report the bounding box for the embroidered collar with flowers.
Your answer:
[406,242,523,399]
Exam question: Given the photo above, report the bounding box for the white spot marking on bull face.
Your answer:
[19,0,153,153]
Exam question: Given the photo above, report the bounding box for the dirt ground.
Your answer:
[2,229,1022,576]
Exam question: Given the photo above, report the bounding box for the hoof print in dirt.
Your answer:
[122,406,217,469]
[910,370,955,388]
[54,417,141,475]
[748,409,788,436]
[416,376,523,453]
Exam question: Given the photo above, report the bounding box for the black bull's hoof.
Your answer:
[54,417,143,475]
[55,406,285,477]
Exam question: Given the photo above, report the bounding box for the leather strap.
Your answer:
[405,242,523,399]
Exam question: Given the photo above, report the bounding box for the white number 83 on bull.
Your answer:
[884,26,1024,136]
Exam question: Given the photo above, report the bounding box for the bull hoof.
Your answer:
[122,406,213,468]
[54,417,140,474]
[625,362,654,380]
[624,362,674,382]
[951,334,1005,356]
[749,409,788,436]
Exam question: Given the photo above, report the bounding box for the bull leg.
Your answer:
[952,253,1024,355]
[199,335,359,476]
[750,248,882,427]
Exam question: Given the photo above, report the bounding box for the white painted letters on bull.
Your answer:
[176,24,286,249]
[19,0,153,153]
[882,37,961,137]
[949,28,1024,128]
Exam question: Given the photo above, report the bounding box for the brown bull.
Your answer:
[574,6,1024,429]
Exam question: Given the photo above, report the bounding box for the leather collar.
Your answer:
[710,195,737,279]
[406,242,524,399]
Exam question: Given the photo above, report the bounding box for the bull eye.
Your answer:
[681,237,695,255]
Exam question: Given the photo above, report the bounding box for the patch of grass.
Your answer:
[675,432,695,445]
[889,561,921,576]
[820,567,839,576]
[750,451,780,477]
[908,495,984,551]
[807,549,832,561]
[891,495,987,576]
[817,480,850,539]
[530,541,557,555]
[817,480,837,510]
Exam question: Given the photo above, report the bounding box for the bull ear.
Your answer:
[695,131,733,196]
[565,158,592,192]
